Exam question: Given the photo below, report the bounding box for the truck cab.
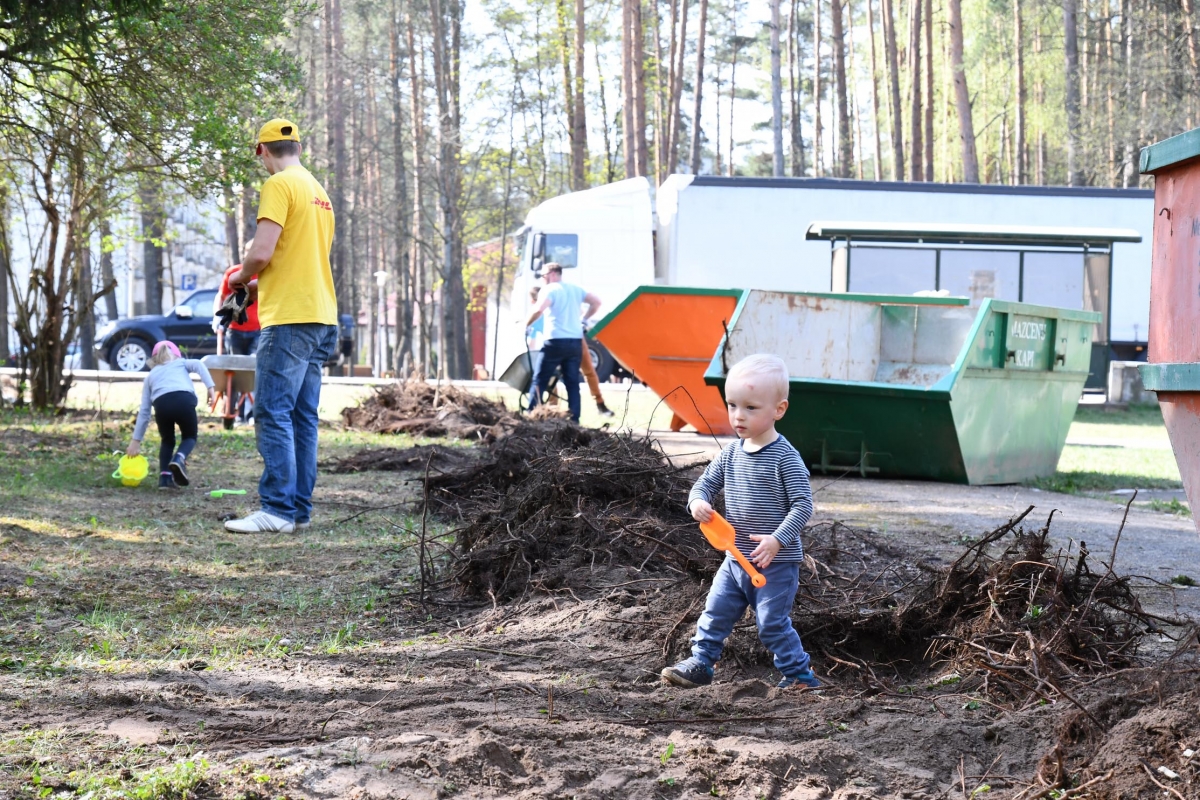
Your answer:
[490,177,656,380]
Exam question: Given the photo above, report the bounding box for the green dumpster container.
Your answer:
[704,290,1100,484]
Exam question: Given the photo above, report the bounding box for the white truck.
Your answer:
[487,174,1154,387]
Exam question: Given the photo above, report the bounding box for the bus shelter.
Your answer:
[805,221,1142,390]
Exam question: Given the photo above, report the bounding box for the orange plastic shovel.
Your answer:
[699,511,767,587]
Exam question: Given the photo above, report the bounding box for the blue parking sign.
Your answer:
[181,274,197,291]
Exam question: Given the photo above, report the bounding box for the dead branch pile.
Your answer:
[793,507,1182,704]
[341,379,516,438]
[925,508,1174,698]
[424,421,717,600]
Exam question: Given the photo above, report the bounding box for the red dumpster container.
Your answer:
[590,287,742,435]
[1139,132,1200,529]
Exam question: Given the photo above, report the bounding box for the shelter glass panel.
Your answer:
[1022,252,1085,309]
[848,247,936,295]
[938,251,1020,306]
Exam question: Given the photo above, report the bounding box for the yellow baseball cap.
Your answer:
[257,118,301,144]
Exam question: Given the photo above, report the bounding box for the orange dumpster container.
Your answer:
[1139,131,1200,530]
[590,287,743,435]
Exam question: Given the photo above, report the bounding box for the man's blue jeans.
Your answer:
[691,555,812,677]
[255,323,338,523]
[530,338,583,421]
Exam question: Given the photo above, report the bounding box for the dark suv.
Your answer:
[94,290,357,372]
[95,290,220,371]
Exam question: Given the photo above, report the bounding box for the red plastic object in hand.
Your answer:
[699,511,767,588]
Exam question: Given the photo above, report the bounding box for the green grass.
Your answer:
[0,406,461,795]
[1030,403,1182,495]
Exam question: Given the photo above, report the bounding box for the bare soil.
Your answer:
[2,414,1200,799]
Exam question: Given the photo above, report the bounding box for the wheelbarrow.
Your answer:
[201,354,257,430]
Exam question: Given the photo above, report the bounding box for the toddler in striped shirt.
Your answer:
[661,354,819,690]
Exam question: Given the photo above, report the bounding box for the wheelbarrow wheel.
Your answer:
[223,416,235,431]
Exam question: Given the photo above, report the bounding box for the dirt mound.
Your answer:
[424,421,713,601]
[341,379,515,438]
[323,444,477,474]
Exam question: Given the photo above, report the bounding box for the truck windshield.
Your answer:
[544,234,578,269]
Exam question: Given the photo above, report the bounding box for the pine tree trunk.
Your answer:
[691,0,709,173]
[1013,0,1025,184]
[1120,0,1135,187]
[658,0,673,181]
[98,216,118,322]
[77,242,96,370]
[633,0,649,176]
[947,0,978,181]
[139,181,163,317]
[846,0,864,178]
[555,0,577,184]
[1182,0,1199,81]
[391,0,413,372]
[829,0,852,176]
[1063,0,1083,185]
[788,0,806,175]
[240,186,256,245]
[882,0,903,178]
[1105,0,1116,186]
[768,0,784,176]
[223,184,240,265]
[325,0,347,311]
[408,13,429,373]
[669,0,690,173]
[574,0,589,187]
[622,0,637,177]
[867,0,883,180]
[907,0,923,180]
[728,12,739,175]
[596,45,617,182]
[923,0,933,181]
[429,0,469,377]
[813,0,823,175]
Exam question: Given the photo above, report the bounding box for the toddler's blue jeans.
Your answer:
[691,555,811,677]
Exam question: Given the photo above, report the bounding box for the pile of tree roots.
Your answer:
[419,429,1186,703]
[424,420,717,601]
[341,379,516,439]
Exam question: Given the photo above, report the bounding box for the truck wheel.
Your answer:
[110,338,152,372]
[587,338,616,382]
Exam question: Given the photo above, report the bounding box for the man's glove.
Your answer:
[216,287,252,330]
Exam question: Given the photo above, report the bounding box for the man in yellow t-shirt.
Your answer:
[225,118,339,535]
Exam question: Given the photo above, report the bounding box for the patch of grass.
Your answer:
[1147,498,1191,517]
[1032,403,1178,496]
[1072,402,1164,427]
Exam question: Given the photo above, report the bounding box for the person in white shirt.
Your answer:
[524,263,601,423]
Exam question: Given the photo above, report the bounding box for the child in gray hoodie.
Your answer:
[126,341,216,488]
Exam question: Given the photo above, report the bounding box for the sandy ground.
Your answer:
[4,390,1199,799]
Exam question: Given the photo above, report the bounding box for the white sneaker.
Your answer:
[224,510,295,534]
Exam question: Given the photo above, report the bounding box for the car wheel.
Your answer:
[110,338,151,372]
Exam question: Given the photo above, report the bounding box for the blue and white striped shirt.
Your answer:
[688,436,813,562]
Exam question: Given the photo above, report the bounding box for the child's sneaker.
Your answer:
[777,670,821,689]
[660,658,714,688]
[169,454,189,487]
[158,472,177,490]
